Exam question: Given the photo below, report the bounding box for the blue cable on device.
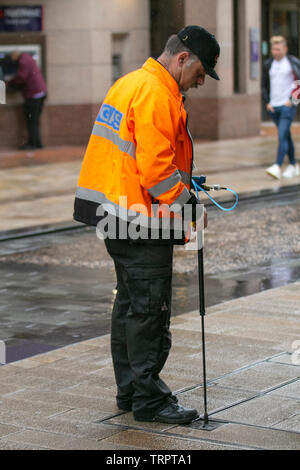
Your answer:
[192,176,239,212]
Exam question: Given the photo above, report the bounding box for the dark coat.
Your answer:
[8,52,47,99]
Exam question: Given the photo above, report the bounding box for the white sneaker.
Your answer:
[282,164,300,178]
[266,164,281,179]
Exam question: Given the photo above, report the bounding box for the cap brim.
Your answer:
[202,62,220,80]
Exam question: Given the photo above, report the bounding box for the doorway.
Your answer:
[262,0,300,120]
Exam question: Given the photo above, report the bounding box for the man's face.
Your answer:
[271,43,287,61]
[178,55,206,92]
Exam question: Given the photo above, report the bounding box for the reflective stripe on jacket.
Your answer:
[73,57,194,242]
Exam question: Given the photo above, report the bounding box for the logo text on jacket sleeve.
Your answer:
[96,104,123,131]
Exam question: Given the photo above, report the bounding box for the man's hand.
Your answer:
[266,103,274,113]
[284,100,292,107]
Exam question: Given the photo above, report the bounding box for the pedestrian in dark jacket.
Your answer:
[262,36,300,179]
[7,51,47,150]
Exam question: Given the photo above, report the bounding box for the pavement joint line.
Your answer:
[267,357,300,368]
[95,410,129,424]
[98,420,258,450]
[208,417,300,436]
[207,377,300,420]
[0,427,29,439]
[39,408,78,420]
[202,381,300,399]
[272,413,300,431]
[172,351,289,396]
[258,377,300,396]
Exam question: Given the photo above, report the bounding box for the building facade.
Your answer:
[0,0,298,148]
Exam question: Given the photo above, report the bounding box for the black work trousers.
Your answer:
[24,96,45,147]
[104,238,174,420]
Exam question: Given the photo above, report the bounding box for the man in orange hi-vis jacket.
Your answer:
[74,26,220,424]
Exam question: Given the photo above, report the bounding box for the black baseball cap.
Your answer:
[177,25,220,80]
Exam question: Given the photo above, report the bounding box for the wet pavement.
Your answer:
[0,188,300,363]
[0,281,299,450]
[0,134,299,449]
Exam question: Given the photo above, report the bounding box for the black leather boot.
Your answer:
[134,402,199,424]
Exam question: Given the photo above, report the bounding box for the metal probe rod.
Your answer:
[198,243,209,425]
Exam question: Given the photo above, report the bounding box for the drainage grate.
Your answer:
[186,417,228,431]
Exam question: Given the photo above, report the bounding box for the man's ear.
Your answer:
[177,51,189,67]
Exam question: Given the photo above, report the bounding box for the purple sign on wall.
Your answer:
[250,27,259,80]
[0,5,43,32]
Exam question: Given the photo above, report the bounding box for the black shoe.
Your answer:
[134,402,199,424]
[117,393,178,412]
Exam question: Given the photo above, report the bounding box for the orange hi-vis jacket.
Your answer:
[73,57,194,243]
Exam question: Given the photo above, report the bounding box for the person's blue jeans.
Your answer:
[269,105,297,166]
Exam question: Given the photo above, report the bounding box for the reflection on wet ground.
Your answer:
[1,254,300,364]
[0,191,300,363]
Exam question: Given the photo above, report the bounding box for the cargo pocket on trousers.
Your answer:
[126,265,172,317]
[128,265,173,372]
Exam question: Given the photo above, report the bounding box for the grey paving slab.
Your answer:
[0,428,124,450]
[212,394,300,429]
[269,354,298,366]
[11,362,94,386]
[0,280,299,449]
[0,423,21,438]
[0,408,123,441]
[198,316,298,351]
[50,408,116,424]
[0,371,71,393]
[4,389,118,414]
[104,412,178,433]
[269,380,300,399]
[163,340,281,385]
[59,383,117,400]
[272,415,300,433]
[0,365,26,379]
[0,439,48,450]
[167,422,300,450]
[0,403,112,428]
[0,383,26,396]
[213,362,299,393]
[0,396,73,418]
[100,428,244,450]
[177,384,256,415]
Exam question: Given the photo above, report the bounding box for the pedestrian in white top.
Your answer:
[262,36,300,179]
